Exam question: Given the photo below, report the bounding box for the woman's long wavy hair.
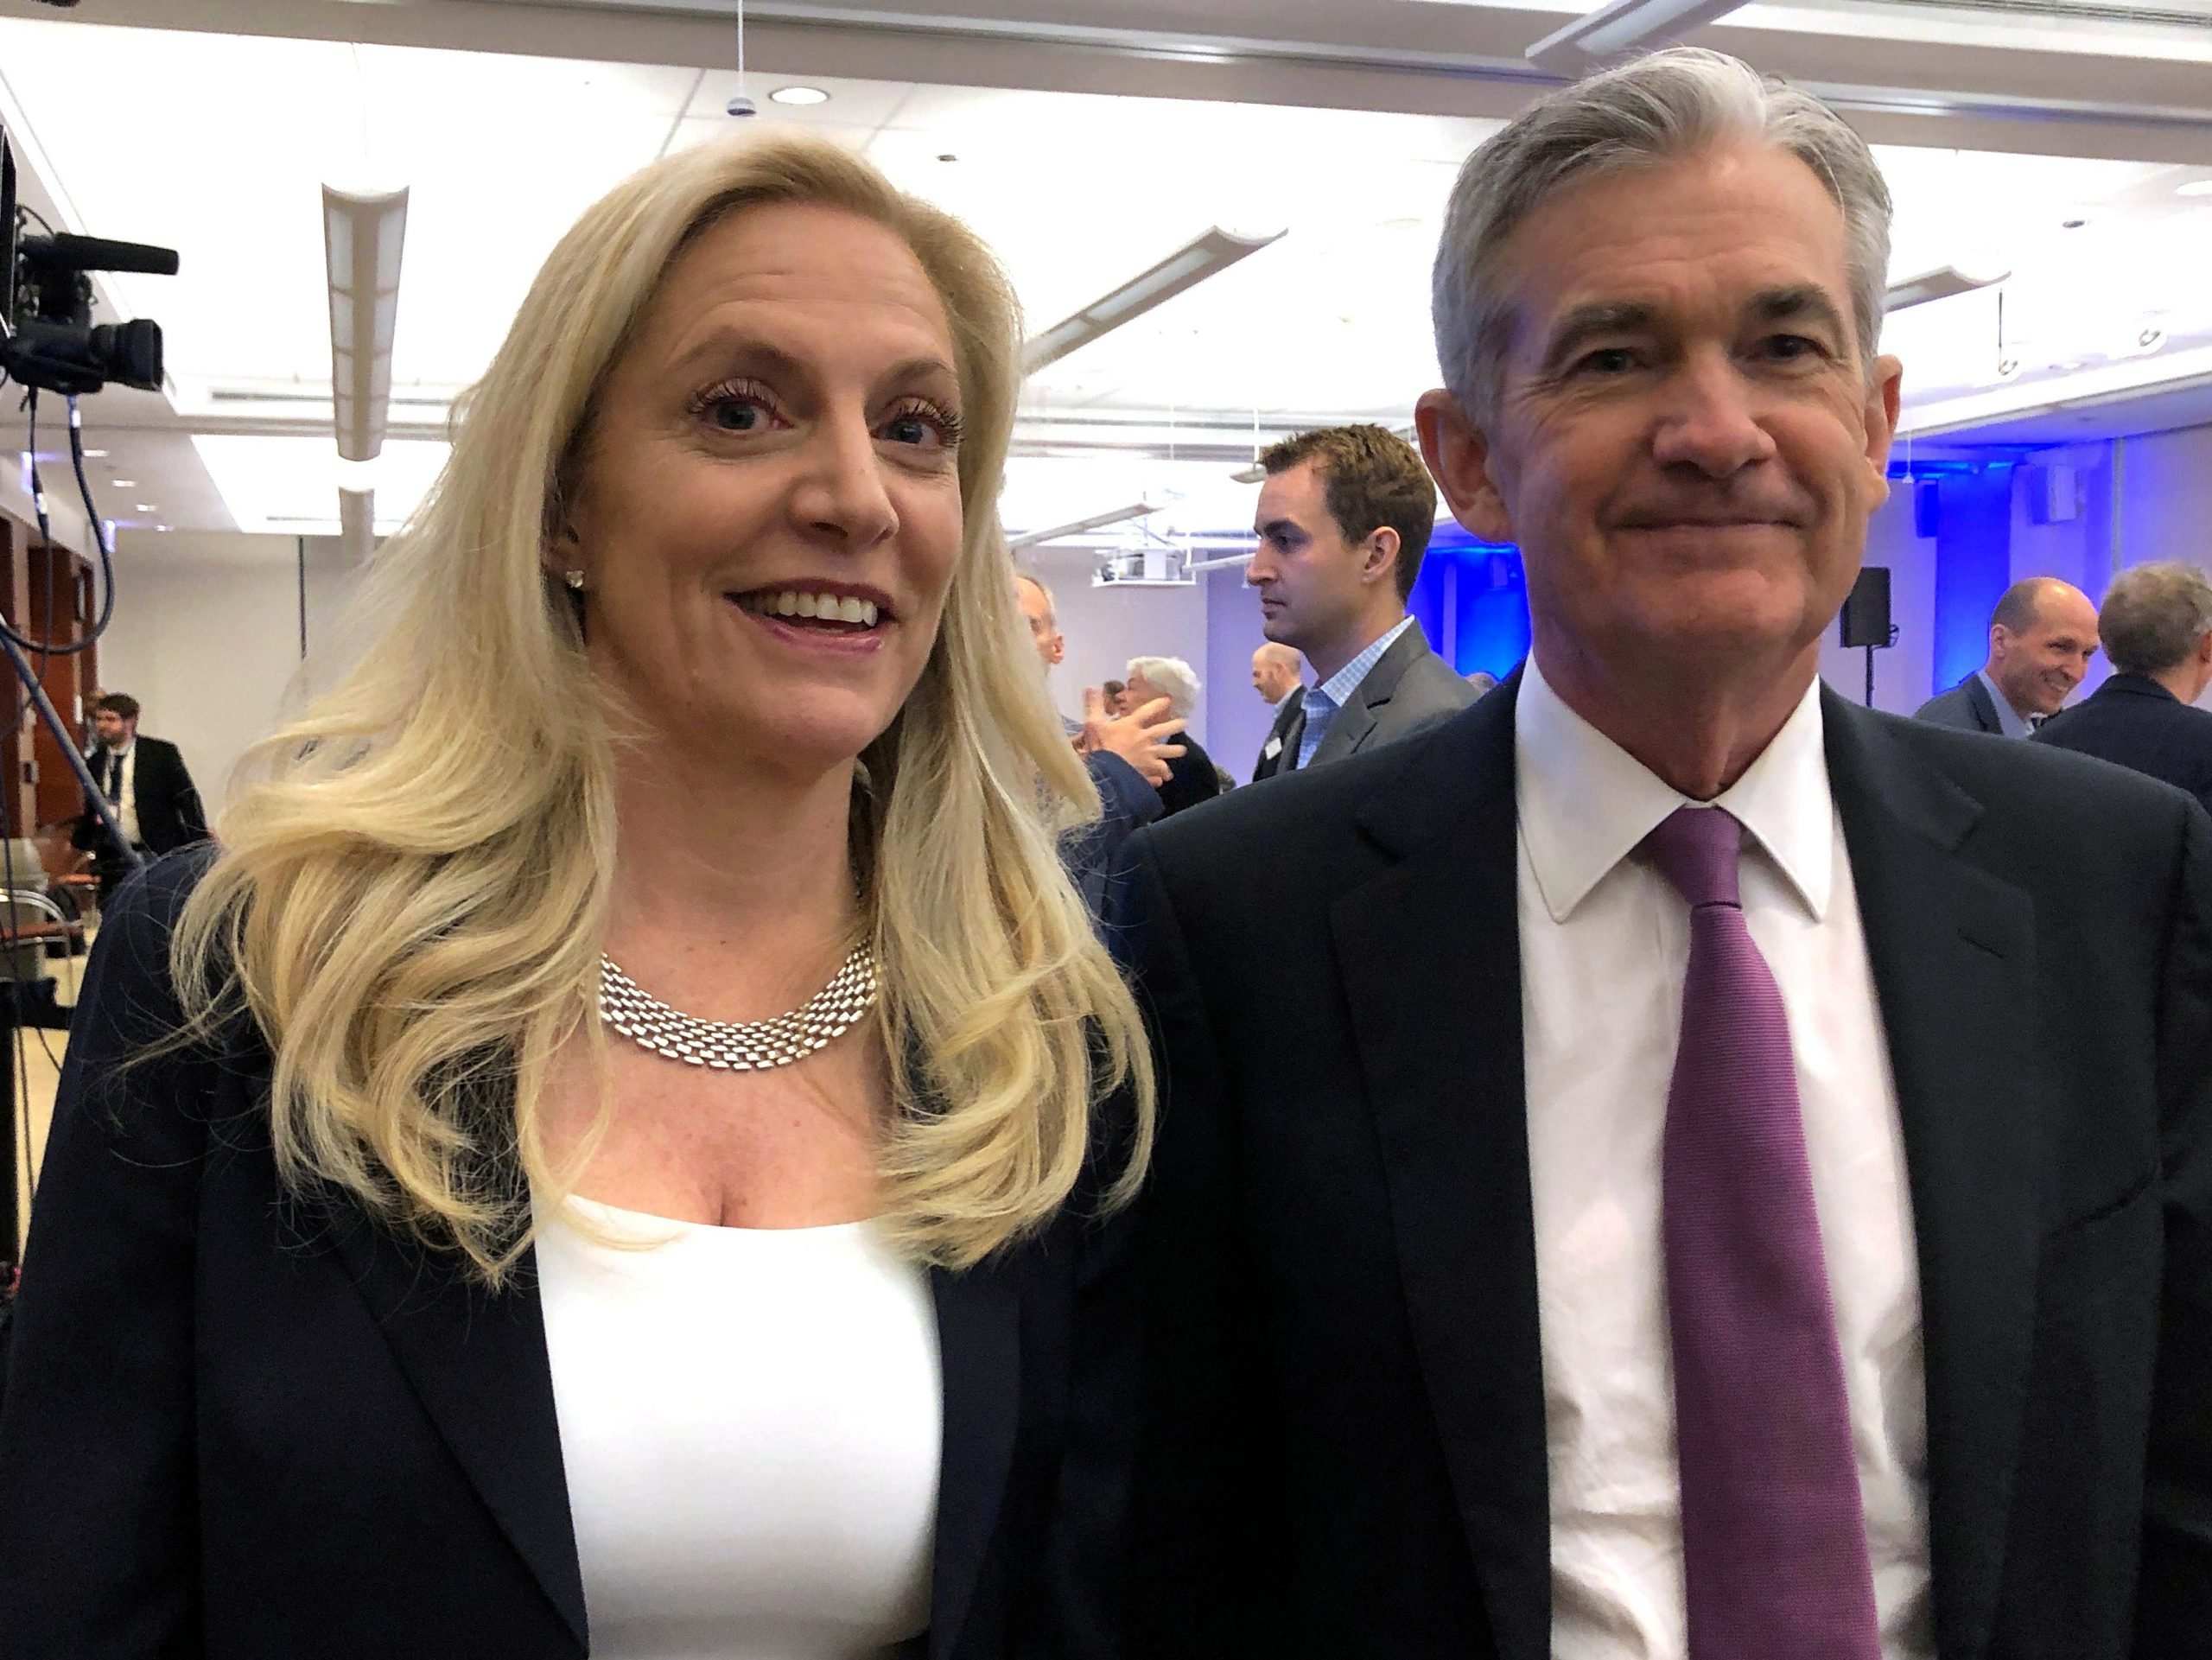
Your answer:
[170,134,1154,1282]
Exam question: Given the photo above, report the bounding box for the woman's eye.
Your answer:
[690,380,784,434]
[880,402,963,450]
[709,397,767,432]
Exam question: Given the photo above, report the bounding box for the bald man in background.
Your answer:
[1249,643,1306,782]
[1915,577,2100,736]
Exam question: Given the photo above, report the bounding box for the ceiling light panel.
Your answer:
[191,435,448,536]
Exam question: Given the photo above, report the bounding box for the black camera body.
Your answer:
[0,134,176,396]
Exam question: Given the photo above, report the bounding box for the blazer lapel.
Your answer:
[1310,629,1421,768]
[1825,694,2041,1660]
[1328,686,1552,1660]
[327,1209,589,1650]
[925,1251,1022,1660]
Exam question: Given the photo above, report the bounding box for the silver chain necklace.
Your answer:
[599,944,879,1071]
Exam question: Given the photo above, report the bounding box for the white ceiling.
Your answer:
[5,1,2212,544]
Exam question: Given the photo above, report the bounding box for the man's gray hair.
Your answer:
[1128,655,1201,718]
[2097,562,2212,677]
[1433,47,1893,425]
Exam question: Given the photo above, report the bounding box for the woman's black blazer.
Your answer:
[0,855,1136,1659]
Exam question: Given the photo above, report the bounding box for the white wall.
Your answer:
[99,531,365,814]
[1019,544,1214,745]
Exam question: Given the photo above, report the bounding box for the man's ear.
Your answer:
[1415,387,1515,544]
[1360,526,1401,589]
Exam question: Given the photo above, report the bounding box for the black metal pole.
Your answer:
[1865,643,1876,709]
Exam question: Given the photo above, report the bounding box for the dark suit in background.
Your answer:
[1293,621,1474,772]
[2034,671,2212,819]
[70,736,207,857]
[1155,733,1222,818]
[1058,725,1160,922]
[1915,672,2006,735]
[1250,686,1305,783]
[0,855,1135,1660]
[1115,682,2212,1659]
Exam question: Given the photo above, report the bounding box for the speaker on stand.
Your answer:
[1840,566,1894,707]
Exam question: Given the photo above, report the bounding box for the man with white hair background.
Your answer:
[1126,655,1223,818]
[1121,46,2212,1660]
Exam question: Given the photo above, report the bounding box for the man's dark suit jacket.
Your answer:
[1113,677,2212,1660]
[0,855,1135,1660]
[2034,671,2212,819]
[1279,621,1475,773]
[1250,686,1305,782]
[69,735,207,856]
[1915,671,2009,735]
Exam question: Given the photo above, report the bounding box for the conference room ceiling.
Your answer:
[2,0,2210,539]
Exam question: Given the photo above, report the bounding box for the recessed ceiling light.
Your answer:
[111,479,136,488]
[81,449,107,459]
[769,86,830,106]
[135,503,156,512]
[2178,181,2212,198]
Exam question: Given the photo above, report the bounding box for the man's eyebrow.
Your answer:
[1256,517,1306,541]
[1537,302,1655,375]
[1751,284,1851,341]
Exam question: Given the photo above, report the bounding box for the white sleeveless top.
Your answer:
[535,1196,944,1660]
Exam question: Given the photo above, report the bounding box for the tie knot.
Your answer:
[1643,805,1744,910]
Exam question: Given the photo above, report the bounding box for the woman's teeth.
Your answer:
[741,590,880,627]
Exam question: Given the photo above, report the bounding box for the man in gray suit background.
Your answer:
[1914,576,2099,736]
[1248,424,1474,773]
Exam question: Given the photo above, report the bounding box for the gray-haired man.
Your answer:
[2036,561,2212,817]
[1120,47,2212,1660]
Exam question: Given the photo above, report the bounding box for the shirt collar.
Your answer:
[1515,653,1834,925]
[1313,615,1417,709]
[1975,669,2035,739]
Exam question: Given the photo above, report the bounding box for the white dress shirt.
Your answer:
[95,741,143,847]
[1516,657,1933,1659]
[537,1197,942,1659]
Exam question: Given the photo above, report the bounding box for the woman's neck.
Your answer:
[602,737,861,1011]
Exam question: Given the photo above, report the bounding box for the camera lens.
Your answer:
[89,319,162,391]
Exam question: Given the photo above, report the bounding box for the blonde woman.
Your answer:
[0,134,1151,1660]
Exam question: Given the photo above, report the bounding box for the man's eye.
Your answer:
[1576,347,1637,375]
[1761,334,1824,361]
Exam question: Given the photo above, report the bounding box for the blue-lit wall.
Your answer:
[1408,525,1531,678]
[1925,463,2017,696]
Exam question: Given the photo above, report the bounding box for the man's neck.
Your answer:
[1980,665,2039,724]
[1306,607,1407,687]
[2148,664,2200,703]
[1534,628,1820,800]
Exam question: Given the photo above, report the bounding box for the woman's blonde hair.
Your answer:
[171,133,1153,1282]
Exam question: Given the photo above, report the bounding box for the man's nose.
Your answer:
[1649,352,1778,478]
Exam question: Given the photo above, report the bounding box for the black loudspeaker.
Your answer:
[1912,478,1941,539]
[1840,566,1892,649]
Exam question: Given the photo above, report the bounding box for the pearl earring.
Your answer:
[563,569,586,592]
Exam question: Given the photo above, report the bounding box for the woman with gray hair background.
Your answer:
[1126,655,1225,817]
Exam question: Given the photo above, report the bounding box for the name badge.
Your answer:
[1263,737,1283,760]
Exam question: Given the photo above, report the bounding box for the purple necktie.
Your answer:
[1644,805,1882,1660]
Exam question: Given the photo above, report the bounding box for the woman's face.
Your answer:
[560,200,967,782]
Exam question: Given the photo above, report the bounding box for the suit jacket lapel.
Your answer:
[926,1252,1022,1660]
[1825,694,2041,1660]
[327,1209,589,1650]
[1329,686,1552,1660]
[1311,628,1422,768]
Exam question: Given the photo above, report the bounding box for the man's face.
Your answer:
[1249,461,1385,654]
[1419,143,1902,691]
[1126,670,1162,711]
[1990,588,2100,716]
[1249,648,1296,703]
[1014,576,1064,671]
[92,709,131,747]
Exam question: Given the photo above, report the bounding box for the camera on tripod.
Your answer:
[0,132,176,396]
